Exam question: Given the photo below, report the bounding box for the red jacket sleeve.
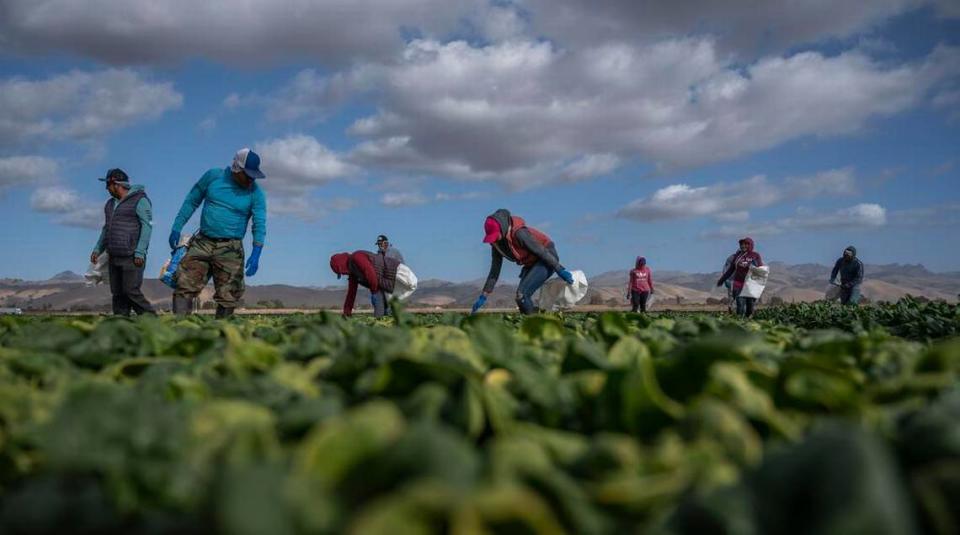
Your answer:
[352,252,379,293]
[753,253,763,267]
[343,278,358,316]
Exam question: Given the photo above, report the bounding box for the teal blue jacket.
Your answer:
[93,184,152,259]
[172,168,266,245]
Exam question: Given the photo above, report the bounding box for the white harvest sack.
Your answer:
[393,263,418,301]
[740,265,769,299]
[825,282,842,301]
[538,270,589,311]
[84,253,109,286]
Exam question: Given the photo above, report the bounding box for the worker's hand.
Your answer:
[168,230,181,250]
[245,245,263,277]
[557,269,574,284]
[716,279,723,287]
[133,256,144,267]
[471,294,487,314]
[90,252,98,264]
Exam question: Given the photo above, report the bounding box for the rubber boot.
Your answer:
[172,295,194,315]
[215,305,234,319]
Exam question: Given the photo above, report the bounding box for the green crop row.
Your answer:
[0,302,957,534]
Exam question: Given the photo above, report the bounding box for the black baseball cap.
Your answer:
[97,168,129,183]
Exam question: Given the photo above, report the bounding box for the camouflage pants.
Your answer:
[173,235,245,308]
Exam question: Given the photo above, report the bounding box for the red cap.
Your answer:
[482,217,501,243]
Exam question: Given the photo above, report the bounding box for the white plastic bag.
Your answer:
[825,282,842,301]
[740,265,769,299]
[84,253,109,286]
[393,263,418,301]
[538,270,589,311]
[647,293,657,310]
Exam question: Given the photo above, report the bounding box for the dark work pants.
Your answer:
[630,290,650,313]
[517,261,555,314]
[371,290,391,317]
[840,285,862,305]
[108,256,155,316]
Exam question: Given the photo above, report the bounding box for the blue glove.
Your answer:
[168,230,181,250]
[245,245,263,277]
[557,269,574,284]
[471,294,487,314]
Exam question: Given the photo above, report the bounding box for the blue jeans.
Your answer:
[516,261,555,314]
[370,290,389,318]
[732,287,756,317]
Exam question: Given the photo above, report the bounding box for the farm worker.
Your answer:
[721,250,738,313]
[90,168,156,316]
[716,237,763,317]
[330,250,401,318]
[471,208,574,315]
[830,246,864,305]
[372,234,404,315]
[627,256,654,313]
[168,148,266,318]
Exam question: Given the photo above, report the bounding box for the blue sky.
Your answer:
[1,0,958,286]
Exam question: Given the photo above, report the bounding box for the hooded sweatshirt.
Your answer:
[628,257,654,293]
[719,237,763,291]
[482,209,562,294]
[330,250,401,316]
[830,246,864,286]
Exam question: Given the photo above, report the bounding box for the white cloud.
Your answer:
[343,38,958,186]
[0,156,59,191]
[268,195,358,221]
[0,0,479,65]
[889,202,960,227]
[29,186,102,228]
[785,203,888,229]
[0,69,182,147]
[519,0,924,57]
[255,135,357,195]
[381,192,428,207]
[618,168,859,222]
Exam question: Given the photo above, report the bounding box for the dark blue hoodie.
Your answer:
[831,246,864,286]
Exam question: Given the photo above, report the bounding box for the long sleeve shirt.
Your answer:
[483,229,562,294]
[92,186,153,259]
[172,167,266,245]
[719,251,763,289]
[628,266,654,293]
[343,252,379,316]
[831,258,864,286]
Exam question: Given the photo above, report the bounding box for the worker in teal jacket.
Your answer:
[168,148,267,317]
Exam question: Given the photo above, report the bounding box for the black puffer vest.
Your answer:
[103,190,147,257]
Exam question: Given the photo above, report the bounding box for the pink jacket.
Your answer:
[628,258,653,292]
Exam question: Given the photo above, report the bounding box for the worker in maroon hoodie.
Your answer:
[716,237,763,317]
[472,208,574,314]
[626,256,654,313]
[329,250,401,318]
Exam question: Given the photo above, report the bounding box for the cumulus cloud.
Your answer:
[0,156,58,191]
[701,203,888,238]
[268,196,358,221]
[0,0,479,65]
[618,168,858,221]
[29,186,102,228]
[518,0,928,56]
[380,190,486,207]
[0,69,182,147]
[889,202,960,227]
[342,38,958,186]
[255,135,358,195]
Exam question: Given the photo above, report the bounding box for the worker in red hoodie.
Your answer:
[627,256,654,313]
[329,250,401,318]
[716,237,763,317]
[472,208,574,314]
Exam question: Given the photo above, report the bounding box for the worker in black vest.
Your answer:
[90,168,156,316]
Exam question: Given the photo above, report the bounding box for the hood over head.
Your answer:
[329,253,350,278]
[484,208,512,243]
[738,237,755,252]
[636,256,646,268]
[844,245,857,258]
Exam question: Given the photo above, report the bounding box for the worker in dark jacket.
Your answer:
[830,246,864,305]
[472,208,574,314]
[372,234,404,315]
[330,250,401,318]
[90,168,155,316]
[717,237,763,317]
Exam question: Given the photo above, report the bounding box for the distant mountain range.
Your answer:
[2,262,957,312]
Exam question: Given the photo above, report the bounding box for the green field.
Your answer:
[1,299,958,534]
